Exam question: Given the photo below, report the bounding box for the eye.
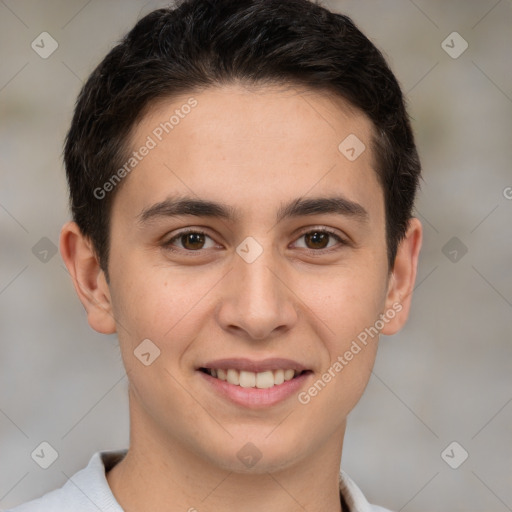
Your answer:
[292,228,347,251]
[162,227,347,255]
[163,229,218,252]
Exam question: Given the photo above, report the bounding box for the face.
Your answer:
[73,84,415,473]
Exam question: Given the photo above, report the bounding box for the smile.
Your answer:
[199,368,309,389]
[196,357,313,407]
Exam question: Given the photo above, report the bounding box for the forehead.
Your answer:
[115,83,383,225]
[141,83,374,150]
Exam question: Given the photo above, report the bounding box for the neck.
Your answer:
[107,389,346,512]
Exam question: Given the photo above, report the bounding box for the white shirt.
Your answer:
[7,450,393,512]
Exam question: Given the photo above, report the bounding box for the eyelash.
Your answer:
[162,227,348,255]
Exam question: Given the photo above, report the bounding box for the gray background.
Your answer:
[1,1,511,510]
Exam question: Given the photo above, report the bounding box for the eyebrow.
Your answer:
[137,195,369,225]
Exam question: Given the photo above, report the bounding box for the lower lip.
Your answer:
[197,370,313,408]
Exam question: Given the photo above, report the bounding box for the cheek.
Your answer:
[301,262,388,345]
[110,266,213,422]
[109,257,218,359]
[295,262,386,407]
[297,274,382,416]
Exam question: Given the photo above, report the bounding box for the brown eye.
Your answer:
[304,231,330,249]
[293,228,346,251]
[181,232,206,250]
[164,230,217,252]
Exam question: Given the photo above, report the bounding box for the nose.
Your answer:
[215,243,299,341]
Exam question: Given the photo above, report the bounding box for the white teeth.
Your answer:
[226,368,240,385]
[239,370,256,388]
[206,368,303,388]
[284,369,295,381]
[274,369,284,385]
[256,371,274,389]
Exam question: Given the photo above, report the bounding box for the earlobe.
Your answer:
[59,221,117,334]
[380,217,423,336]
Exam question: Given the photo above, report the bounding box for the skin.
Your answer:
[61,83,422,512]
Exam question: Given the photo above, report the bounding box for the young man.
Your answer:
[9,1,422,511]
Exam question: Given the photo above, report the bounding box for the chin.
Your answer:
[196,433,307,475]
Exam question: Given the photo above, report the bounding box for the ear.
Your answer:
[380,217,422,336]
[60,221,117,334]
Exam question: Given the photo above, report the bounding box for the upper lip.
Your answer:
[199,358,310,373]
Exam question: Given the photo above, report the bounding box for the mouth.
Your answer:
[198,367,312,389]
[196,357,314,407]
